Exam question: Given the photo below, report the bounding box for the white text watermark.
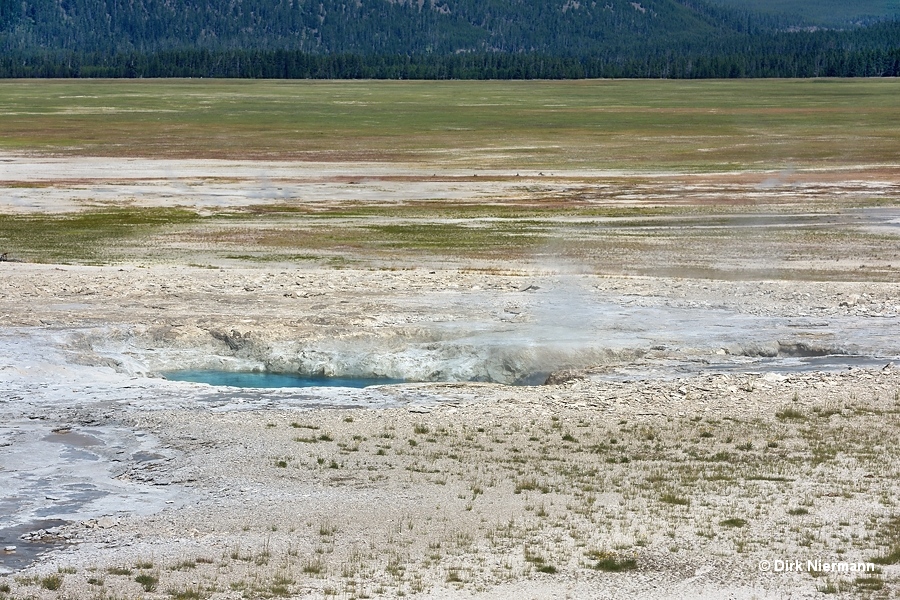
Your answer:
[758,559,876,573]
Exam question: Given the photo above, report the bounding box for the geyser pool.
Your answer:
[163,370,405,389]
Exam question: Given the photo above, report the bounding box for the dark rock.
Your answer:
[211,329,251,351]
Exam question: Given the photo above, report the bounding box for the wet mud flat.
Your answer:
[0,407,186,574]
[0,520,67,575]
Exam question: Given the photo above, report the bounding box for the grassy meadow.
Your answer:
[1,78,898,275]
[1,78,899,170]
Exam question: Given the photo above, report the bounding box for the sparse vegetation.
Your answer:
[40,574,63,591]
[135,573,159,592]
[4,371,900,598]
[776,407,806,420]
[660,493,690,506]
[720,518,747,528]
[168,587,203,599]
[589,551,638,572]
[871,545,900,565]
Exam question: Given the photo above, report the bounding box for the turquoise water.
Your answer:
[163,370,405,388]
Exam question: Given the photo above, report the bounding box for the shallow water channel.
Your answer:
[163,370,405,389]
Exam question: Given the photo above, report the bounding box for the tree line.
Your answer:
[2,45,898,79]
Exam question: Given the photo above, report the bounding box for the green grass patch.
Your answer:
[660,493,690,506]
[365,222,546,258]
[515,477,550,494]
[720,518,748,528]
[775,407,807,420]
[0,208,200,263]
[854,575,884,591]
[871,545,900,565]
[40,574,63,590]
[135,573,158,592]
[747,475,793,482]
[588,551,638,572]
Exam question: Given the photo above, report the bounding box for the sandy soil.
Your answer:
[1,157,900,599]
[3,155,900,215]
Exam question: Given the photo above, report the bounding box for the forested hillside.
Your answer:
[0,0,781,54]
[707,0,898,26]
[1,0,898,77]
